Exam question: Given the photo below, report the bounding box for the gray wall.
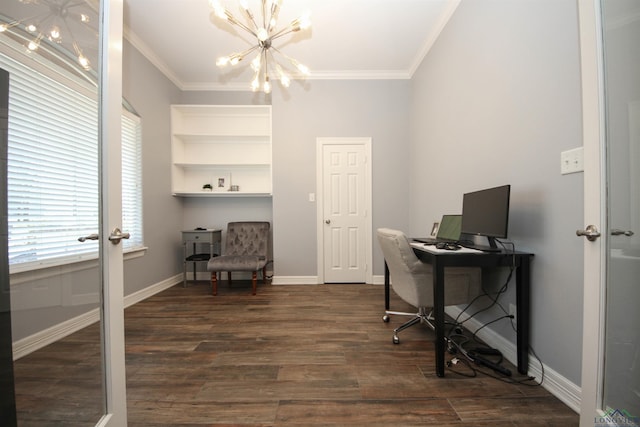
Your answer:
[121,40,183,294]
[270,80,412,277]
[408,0,584,385]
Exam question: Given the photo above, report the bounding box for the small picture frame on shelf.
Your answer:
[214,174,231,192]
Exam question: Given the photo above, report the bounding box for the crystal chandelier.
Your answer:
[0,0,96,71]
[209,0,311,93]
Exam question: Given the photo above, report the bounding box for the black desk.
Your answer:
[384,245,533,377]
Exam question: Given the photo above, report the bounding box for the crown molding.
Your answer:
[408,0,460,78]
[124,26,187,90]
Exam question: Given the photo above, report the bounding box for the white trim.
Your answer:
[12,274,181,360]
[446,306,581,414]
[316,137,373,285]
[408,0,461,77]
[271,276,318,285]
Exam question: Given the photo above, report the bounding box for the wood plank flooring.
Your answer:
[14,281,579,426]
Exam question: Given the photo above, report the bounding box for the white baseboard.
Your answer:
[13,274,182,360]
[372,274,385,285]
[271,275,386,285]
[445,306,581,413]
[272,276,318,285]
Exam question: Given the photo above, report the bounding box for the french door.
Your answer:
[2,0,127,425]
[579,0,640,425]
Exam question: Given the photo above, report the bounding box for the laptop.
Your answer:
[413,214,462,245]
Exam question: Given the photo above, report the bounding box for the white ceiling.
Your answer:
[124,0,460,91]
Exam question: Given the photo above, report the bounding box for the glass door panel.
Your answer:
[601,0,640,420]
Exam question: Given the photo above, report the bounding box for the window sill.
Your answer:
[9,246,148,286]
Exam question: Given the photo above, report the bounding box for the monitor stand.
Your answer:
[461,236,502,252]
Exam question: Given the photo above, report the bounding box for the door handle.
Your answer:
[576,225,601,241]
[78,233,99,242]
[108,227,131,245]
[325,219,331,224]
[611,229,634,237]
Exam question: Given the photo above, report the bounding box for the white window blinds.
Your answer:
[2,52,143,270]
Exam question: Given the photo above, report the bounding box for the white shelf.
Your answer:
[173,191,273,198]
[171,105,272,197]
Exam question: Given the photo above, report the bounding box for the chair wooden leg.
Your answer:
[252,271,257,295]
[228,272,232,288]
[211,272,218,296]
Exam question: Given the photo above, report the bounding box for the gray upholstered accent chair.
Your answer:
[207,221,270,296]
[376,228,482,344]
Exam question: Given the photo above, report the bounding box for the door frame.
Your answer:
[315,137,373,285]
[578,0,607,425]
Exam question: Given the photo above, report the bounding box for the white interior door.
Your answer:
[579,0,640,424]
[317,138,372,284]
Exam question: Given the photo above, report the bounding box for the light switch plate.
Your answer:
[560,147,584,175]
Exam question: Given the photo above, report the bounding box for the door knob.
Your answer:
[78,233,99,242]
[611,229,634,237]
[108,227,131,245]
[325,219,331,224]
[576,225,601,241]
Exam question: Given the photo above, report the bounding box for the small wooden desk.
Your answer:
[384,244,533,377]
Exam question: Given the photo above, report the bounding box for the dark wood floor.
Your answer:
[14,281,579,426]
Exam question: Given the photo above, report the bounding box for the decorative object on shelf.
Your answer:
[229,185,240,192]
[0,0,98,71]
[215,174,231,192]
[209,0,311,94]
[202,183,213,192]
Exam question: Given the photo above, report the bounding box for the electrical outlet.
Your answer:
[509,303,517,326]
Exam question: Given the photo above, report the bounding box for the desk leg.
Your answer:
[433,261,446,377]
[516,257,531,375]
[384,261,390,311]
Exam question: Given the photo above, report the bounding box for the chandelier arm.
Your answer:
[267,1,280,33]
[270,45,309,75]
[229,18,258,38]
[269,26,297,41]
[227,44,261,64]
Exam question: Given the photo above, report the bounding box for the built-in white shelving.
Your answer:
[170,105,272,197]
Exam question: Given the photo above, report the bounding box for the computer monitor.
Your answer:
[460,184,511,252]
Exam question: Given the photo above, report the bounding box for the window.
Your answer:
[1,52,144,272]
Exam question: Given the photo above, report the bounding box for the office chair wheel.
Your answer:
[382,315,390,323]
[393,335,400,344]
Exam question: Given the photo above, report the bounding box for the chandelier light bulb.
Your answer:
[299,13,311,30]
[216,56,230,67]
[26,23,37,32]
[257,28,268,42]
[280,73,290,88]
[50,26,61,40]
[27,40,39,51]
[263,77,271,94]
[78,54,90,70]
[0,24,7,32]
[251,76,260,92]
[80,14,90,23]
[250,55,261,72]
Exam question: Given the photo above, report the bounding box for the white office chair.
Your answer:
[376,228,482,344]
